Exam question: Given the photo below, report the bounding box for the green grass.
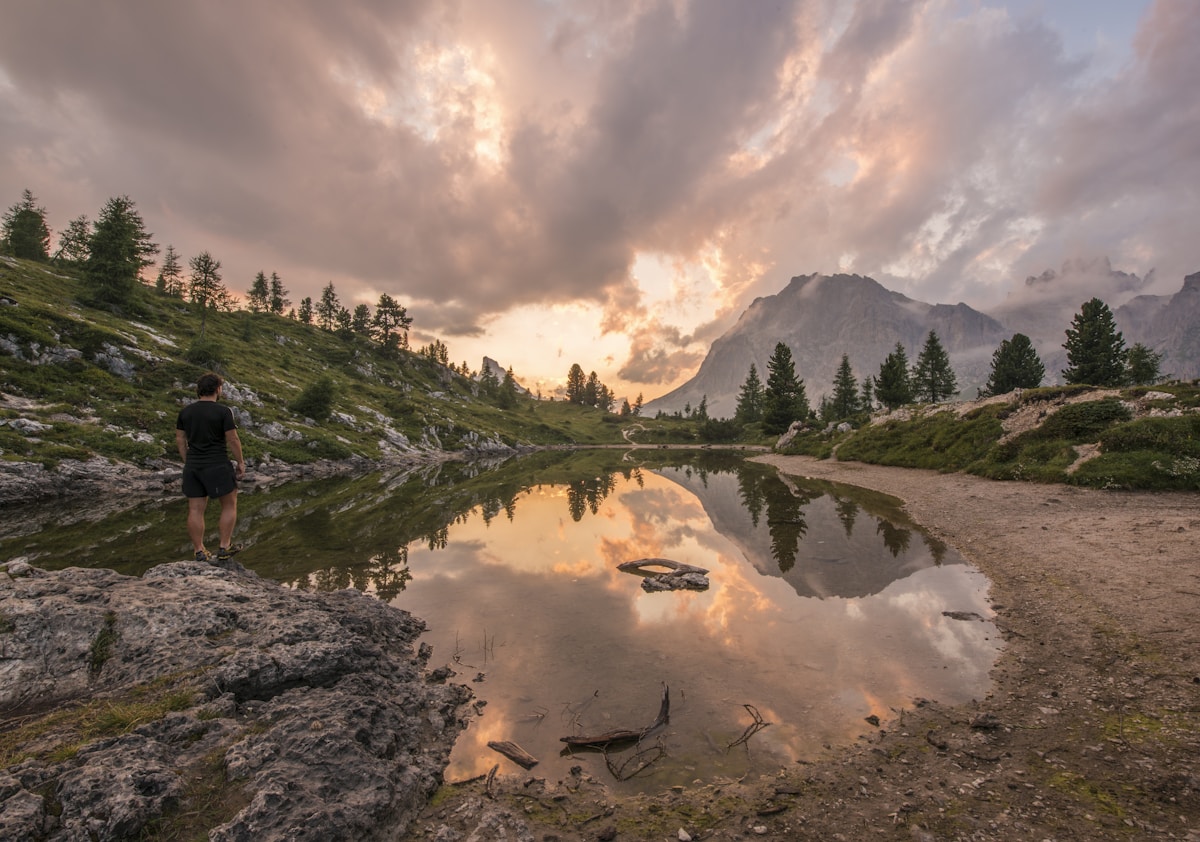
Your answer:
[1,257,671,468]
[783,385,1200,490]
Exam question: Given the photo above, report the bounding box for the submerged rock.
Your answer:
[0,560,472,841]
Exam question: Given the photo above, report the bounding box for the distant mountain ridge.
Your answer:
[645,266,1200,419]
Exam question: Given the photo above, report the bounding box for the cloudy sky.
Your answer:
[2,0,1196,401]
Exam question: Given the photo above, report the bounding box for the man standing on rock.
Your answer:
[175,372,245,562]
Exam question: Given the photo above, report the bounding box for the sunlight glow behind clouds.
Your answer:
[0,0,1193,402]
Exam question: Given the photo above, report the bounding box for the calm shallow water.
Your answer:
[4,451,999,793]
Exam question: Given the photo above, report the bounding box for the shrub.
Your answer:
[289,375,336,422]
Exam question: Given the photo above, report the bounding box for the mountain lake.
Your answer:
[1,450,1000,793]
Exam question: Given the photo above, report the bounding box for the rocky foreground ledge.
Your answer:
[0,559,472,841]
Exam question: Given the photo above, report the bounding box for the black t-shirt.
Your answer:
[176,400,236,468]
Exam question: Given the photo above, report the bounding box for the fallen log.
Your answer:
[560,685,670,748]
[487,739,539,769]
[617,559,710,592]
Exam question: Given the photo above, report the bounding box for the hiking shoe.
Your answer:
[194,550,210,563]
[216,544,243,562]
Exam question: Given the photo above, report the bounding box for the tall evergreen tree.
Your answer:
[735,363,765,422]
[54,215,91,264]
[632,393,644,416]
[1062,298,1126,386]
[297,296,314,324]
[86,195,159,305]
[1,189,51,261]
[983,333,1044,396]
[1125,343,1164,386]
[188,251,226,338]
[247,271,270,312]
[351,303,372,335]
[370,293,411,348]
[583,371,601,407]
[566,364,587,404]
[829,354,860,420]
[860,375,875,413]
[268,272,289,315]
[911,331,957,403]
[316,281,341,330]
[155,245,184,297]
[763,342,809,434]
[875,343,913,410]
[498,367,519,409]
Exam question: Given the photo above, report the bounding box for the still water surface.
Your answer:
[4,451,999,793]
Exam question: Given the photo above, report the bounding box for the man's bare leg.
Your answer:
[217,489,238,551]
[187,497,209,555]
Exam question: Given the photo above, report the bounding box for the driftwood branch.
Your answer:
[561,685,670,748]
[726,703,771,752]
[487,739,539,769]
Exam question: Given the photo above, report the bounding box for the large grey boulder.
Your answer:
[0,560,471,841]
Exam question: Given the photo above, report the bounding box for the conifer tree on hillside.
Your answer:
[983,333,1044,396]
[763,342,809,434]
[155,245,184,297]
[316,281,341,330]
[247,271,270,312]
[188,251,228,338]
[351,304,372,336]
[54,215,91,265]
[297,296,314,324]
[829,354,860,420]
[268,272,290,315]
[370,293,411,349]
[735,363,765,422]
[1,189,52,261]
[1125,343,1164,386]
[1062,298,1126,387]
[566,364,586,404]
[911,331,957,403]
[632,393,643,416]
[875,343,913,410]
[86,195,158,306]
[860,375,875,412]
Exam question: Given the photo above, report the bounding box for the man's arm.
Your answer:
[175,429,188,462]
[226,429,245,479]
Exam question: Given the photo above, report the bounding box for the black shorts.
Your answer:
[182,462,237,499]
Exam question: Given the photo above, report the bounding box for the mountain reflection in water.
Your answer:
[6,451,999,793]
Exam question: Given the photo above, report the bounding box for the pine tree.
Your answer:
[498,367,519,409]
[911,331,957,403]
[695,394,709,421]
[155,245,184,297]
[297,297,314,324]
[268,272,289,315]
[860,375,875,412]
[86,195,159,305]
[875,343,913,410]
[763,342,809,434]
[247,271,270,312]
[316,281,340,330]
[370,293,411,348]
[1,189,52,261]
[54,215,91,264]
[334,306,353,338]
[188,251,226,338]
[351,304,372,335]
[983,333,1045,396]
[1062,298,1127,386]
[1125,343,1164,386]
[584,371,601,407]
[735,363,765,422]
[829,354,860,420]
[566,364,586,404]
[633,393,644,416]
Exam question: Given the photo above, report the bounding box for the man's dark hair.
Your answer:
[196,372,223,397]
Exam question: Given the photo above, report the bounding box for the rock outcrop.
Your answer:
[0,559,471,841]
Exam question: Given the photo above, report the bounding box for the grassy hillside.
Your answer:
[0,256,661,468]
[781,384,1200,490]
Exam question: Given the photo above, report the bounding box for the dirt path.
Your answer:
[403,457,1200,841]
